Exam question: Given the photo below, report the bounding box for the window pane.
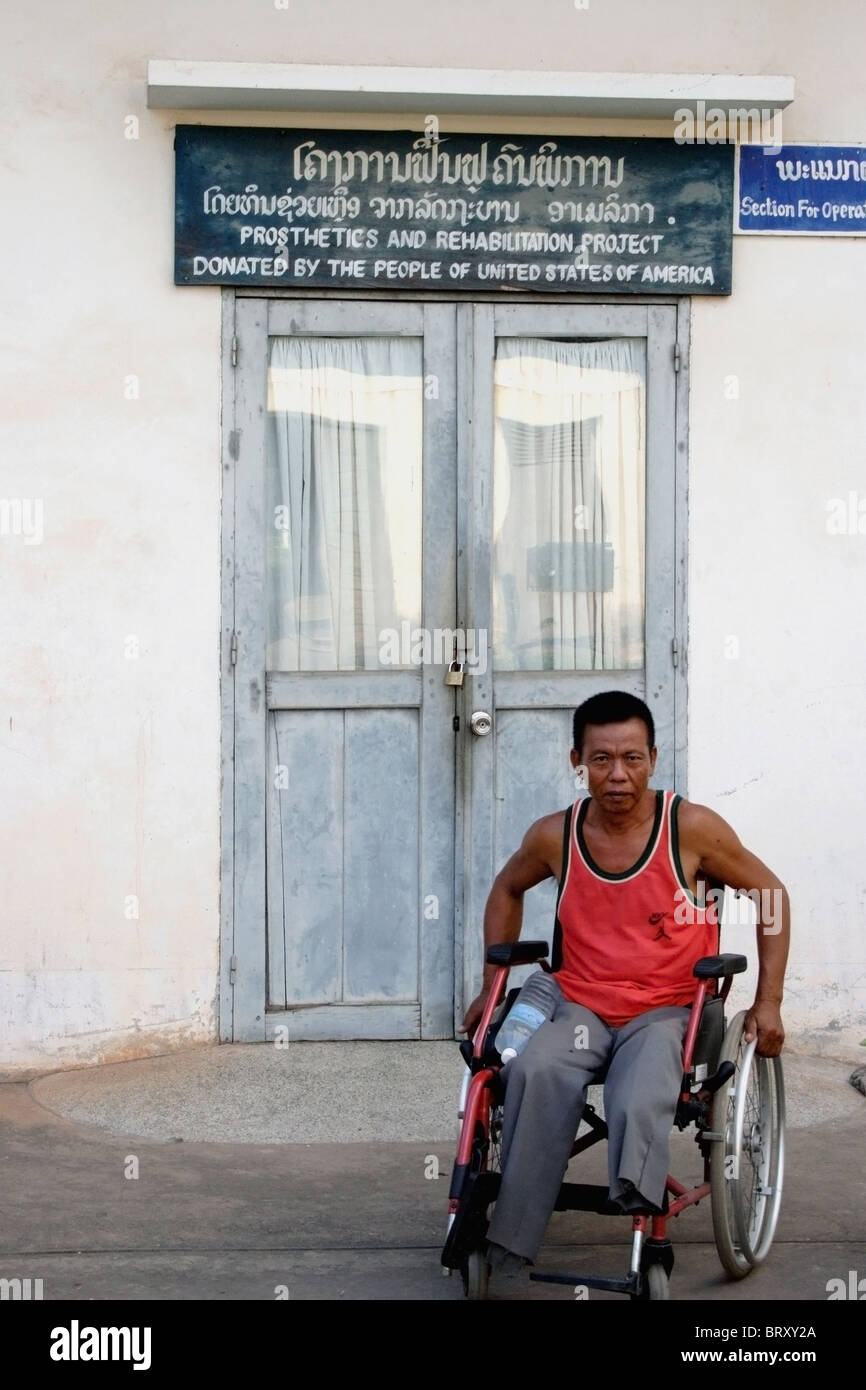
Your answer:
[493,337,645,671]
[266,337,423,671]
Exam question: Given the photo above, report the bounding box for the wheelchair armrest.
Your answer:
[486,940,550,967]
[693,953,748,979]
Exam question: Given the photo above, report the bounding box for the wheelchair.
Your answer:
[441,941,786,1300]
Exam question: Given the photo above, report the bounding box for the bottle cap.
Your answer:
[500,1047,517,1063]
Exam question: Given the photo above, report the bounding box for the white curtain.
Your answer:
[493,337,645,670]
[266,337,422,671]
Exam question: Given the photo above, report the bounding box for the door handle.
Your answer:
[469,710,492,737]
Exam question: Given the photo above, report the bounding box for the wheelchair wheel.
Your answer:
[458,1100,504,1300]
[465,1248,491,1300]
[710,1010,786,1279]
[646,1264,670,1300]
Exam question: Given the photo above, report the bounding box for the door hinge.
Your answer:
[671,637,679,668]
[230,630,238,666]
[229,954,238,986]
[231,335,238,368]
[674,343,681,373]
[452,714,460,732]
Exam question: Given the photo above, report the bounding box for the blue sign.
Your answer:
[737,145,866,234]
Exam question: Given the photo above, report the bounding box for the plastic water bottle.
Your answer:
[496,970,561,1062]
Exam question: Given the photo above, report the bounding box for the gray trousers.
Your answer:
[486,998,690,1262]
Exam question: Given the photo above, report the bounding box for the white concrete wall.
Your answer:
[1,0,863,1072]
[688,237,866,1059]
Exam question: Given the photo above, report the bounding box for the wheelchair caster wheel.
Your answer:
[464,1249,491,1301]
[646,1264,670,1300]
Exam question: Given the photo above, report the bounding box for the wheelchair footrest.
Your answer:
[530,1270,640,1296]
[553,1182,614,1214]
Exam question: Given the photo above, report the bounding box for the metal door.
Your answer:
[225,297,683,1038]
[458,302,681,1009]
[227,299,457,1040]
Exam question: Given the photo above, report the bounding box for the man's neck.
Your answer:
[585,787,657,836]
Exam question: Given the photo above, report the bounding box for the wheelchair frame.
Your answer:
[441,941,786,1300]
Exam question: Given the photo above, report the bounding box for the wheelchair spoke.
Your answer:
[740,1070,768,1244]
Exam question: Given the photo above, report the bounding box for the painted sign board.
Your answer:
[737,144,866,235]
[175,126,734,293]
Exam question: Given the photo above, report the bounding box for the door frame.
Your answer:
[219,288,691,1042]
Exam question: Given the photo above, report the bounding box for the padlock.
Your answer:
[444,660,465,688]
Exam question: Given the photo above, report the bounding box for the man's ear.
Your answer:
[649,745,658,773]
[570,747,582,770]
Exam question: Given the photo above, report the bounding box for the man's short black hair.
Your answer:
[573,691,655,754]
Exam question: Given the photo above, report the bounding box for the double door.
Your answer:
[224,297,682,1040]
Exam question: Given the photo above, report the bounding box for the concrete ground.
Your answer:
[1,1043,863,1301]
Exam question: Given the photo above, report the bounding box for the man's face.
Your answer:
[571,718,657,813]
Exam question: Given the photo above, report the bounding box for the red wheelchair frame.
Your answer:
[441,940,785,1300]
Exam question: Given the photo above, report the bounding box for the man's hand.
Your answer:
[744,1000,784,1057]
[459,989,492,1038]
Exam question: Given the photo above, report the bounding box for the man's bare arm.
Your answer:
[680,802,790,1057]
[458,814,561,1034]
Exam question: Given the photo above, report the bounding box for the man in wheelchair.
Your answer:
[458,690,789,1282]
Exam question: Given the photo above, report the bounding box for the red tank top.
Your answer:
[552,790,719,1027]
